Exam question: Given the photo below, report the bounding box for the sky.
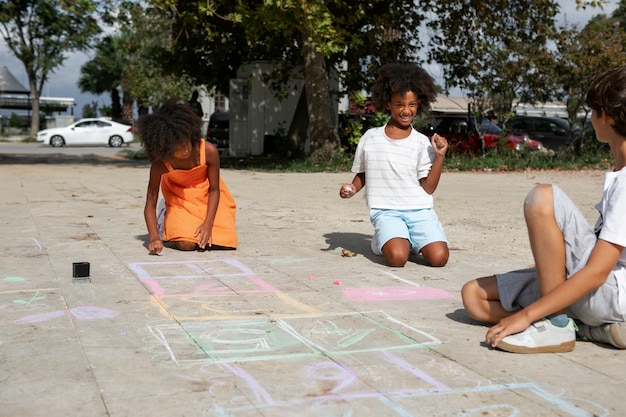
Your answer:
[0,1,620,119]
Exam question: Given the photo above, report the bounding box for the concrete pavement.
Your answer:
[0,144,623,416]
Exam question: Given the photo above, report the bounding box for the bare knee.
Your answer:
[420,242,449,267]
[382,239,410,267]
[175,241,198,251]
[461,280,482,320]
[461,276,505,323]
[524,184,554,219]
[384,250,409,267]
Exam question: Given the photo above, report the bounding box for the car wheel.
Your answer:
[109,135,123,147]
[50,135,65,147]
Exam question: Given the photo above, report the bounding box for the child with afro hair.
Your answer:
[339,63,449,267]
[139,99,237,254]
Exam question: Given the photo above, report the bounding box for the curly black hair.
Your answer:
[586,66,626,138]
[138,98,202,162]
[370,63,438,115]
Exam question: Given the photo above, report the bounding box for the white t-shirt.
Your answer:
[351,126,434,210]
[595,167,626,269]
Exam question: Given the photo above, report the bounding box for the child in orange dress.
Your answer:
[138,99,237,255]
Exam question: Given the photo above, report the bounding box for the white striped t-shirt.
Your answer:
[351,126,434,210]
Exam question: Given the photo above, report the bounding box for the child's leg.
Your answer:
[381,238,411,267]
[524,184,567,303]
[405,209,448,267]
[370,209,411,267]
[174,241,198,251]
[420,241,449,267]
[462,275,514,323]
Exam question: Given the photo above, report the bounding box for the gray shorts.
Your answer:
[496,185,624,326]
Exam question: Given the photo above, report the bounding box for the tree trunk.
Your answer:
[286,86,309,158]
[302,43,340,161]
[111,88,122,121]
[121,95,134,125]
[28,78,40,138]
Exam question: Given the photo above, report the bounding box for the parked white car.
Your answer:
[37,118,134,147]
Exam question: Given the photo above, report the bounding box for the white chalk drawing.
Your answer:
[0,237,42,256]
[0,289,54,314]
[128,259,319,320]
[191,354,608,417]
[146,311,441,366]
[132,257,607,416]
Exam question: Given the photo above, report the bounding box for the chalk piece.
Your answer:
[333,280,342,285]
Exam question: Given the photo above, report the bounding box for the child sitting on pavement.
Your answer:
[461,66,626,353]
[339,63,449,267]
[139,99,237,255]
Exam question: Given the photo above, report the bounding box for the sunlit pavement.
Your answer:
[0,150,621,416]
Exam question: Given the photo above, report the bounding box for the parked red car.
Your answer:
[422,115,544,154]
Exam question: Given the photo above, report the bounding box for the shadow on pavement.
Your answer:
[0,153,150,167]
[322,231,388,265]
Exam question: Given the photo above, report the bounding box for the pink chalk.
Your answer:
[343,285,454,302]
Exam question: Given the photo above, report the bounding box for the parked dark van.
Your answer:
[504,116,572,151]
[206,110,229,154]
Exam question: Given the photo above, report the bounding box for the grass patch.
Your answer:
[219,153,354,172]
[446,146,613,172]
[120,146,614,172]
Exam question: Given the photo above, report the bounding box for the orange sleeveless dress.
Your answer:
[161,139,238,248]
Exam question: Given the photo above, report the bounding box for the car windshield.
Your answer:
[479,119,502,134]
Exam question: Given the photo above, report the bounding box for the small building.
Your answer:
[431,96,472,115]
[228,62,340,157]
[0,65,76,130]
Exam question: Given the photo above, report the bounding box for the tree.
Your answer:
[78,35,126,122]
[81,101,98,118]
[552,15,626,151]
[422,0,561,117]
[0,0,101,136]
[80,2,195,124]
[151,0,428,160]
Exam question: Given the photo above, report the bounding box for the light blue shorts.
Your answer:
[369,208,448,255]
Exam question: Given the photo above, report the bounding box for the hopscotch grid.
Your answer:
[128,259,253,281]
[147,311,442,367]
[274,312,442,358]
[129,258,605,417]
[205,381,606,417]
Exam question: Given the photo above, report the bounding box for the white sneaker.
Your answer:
[496,318,576,353]
[577,321,626,349]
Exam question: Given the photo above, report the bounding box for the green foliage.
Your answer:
[122,138,614,173]
[445,146,613,172]
[0,0,102,136]
[552,15,626,154]
[340,115,366,150]
[79,2,196,121]
[423,0,560,115]
[81,101,99,118]
[7,113,23,128]
[99,105,112,117]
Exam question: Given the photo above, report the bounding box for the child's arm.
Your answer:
[419,133,448,194]
[144,161,167,255]
[340,172,365,198]
[486,239,624,347]
[195,142,221,249]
